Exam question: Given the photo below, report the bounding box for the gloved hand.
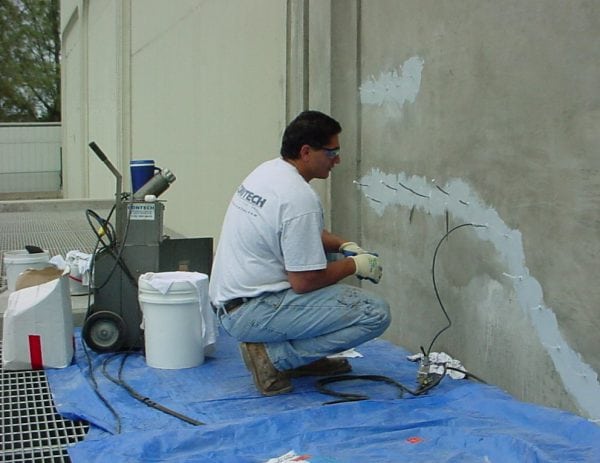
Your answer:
[350,254,383,284]
[339,241,368,256]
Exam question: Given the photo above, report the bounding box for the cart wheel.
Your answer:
[82,311,127,352]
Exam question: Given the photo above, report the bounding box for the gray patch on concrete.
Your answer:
[360,56,425,112]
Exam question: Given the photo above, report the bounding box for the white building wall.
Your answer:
[86,0,122,198]
[0,123,62,194]
[60,0,300,240]
[128,0,288,238]
[61,0,87,198]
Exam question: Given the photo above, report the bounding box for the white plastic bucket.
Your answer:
[138,274,204,369]
[4,250,51,292]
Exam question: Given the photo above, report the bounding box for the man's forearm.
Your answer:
[321,229,347,253]
[287,258,356,293]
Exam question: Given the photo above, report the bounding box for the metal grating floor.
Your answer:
[1,206,102,461]
[0,210,109,275]
[0,342,89,462]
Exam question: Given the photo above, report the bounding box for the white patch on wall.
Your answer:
[360,56,424,109]
[356,168,600,421]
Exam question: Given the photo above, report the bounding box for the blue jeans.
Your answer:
[217,284,391,371]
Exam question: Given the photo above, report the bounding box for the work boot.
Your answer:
[239,342,293,396]
[285,357,352,378]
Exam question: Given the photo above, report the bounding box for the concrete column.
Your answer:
[116,0,132,186]
[330,0,362,241]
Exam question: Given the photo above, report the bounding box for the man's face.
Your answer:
[307,134,341,180]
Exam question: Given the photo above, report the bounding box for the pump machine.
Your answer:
[82,142,213,352]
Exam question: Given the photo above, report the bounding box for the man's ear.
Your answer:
[299,144,312,161]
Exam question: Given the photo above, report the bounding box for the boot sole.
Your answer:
[285,360,352,378]
[285,362,352,378]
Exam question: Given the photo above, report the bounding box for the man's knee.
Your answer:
[371,296,391,335]
[358,292,390,337]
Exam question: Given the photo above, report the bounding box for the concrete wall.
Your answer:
[60,0,600,421]
[330,1,600,420]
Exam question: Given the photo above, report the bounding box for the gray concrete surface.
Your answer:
[328,1,599,421]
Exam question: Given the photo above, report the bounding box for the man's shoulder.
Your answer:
[247,158,302,189]
[244,157,320,211]
[252,157,289,174]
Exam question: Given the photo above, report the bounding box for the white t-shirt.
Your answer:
[209,158,326,307]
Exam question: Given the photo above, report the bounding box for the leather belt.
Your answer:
[221,297,250,314]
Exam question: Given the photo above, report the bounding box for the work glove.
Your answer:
[339,241,368,256]
[350,254,383,284]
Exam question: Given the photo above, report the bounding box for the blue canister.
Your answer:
[130,160,159,193]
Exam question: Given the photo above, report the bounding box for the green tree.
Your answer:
[0,0,60,122]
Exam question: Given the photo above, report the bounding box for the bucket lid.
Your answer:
[4,249,50,263]
[138,272,208,295]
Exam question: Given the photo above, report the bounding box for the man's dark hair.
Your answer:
[280,110,342,159]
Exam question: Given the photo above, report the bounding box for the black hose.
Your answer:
[427,223,487,355]
[316,368,447,405]
[101,353,205,426]
[316,223,488,404]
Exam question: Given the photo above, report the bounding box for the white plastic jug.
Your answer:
[2,268,74,370]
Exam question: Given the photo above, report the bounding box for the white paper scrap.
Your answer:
[407,351,467,380]
[263,450,311,463]
[328,348,363,359]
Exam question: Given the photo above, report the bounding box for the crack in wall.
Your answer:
[357,168,600,421]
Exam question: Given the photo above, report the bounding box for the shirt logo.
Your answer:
[237,184,267,208]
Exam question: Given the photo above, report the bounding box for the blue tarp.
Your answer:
[47,330,600,462]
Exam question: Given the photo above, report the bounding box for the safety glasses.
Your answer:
[317,146,340,159]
